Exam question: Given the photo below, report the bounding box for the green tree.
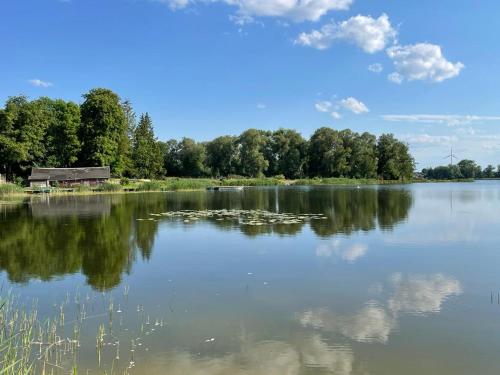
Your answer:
[483,164,496,178]
[206,135,238,177]
[121,99,137,175]
[457,159,480,179]
[37,98,81,167]
[350,132,378,178]
[308,127,349,177]
[78,88,129,175]
[162,139,182,176]
[131,113,164,179]
[236,129,269,177]
[267,129,307,179]
[0,96,48,178]
[178,138,207,177]
[377,134,414,180]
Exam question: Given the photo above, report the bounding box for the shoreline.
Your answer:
[0,177,479,199]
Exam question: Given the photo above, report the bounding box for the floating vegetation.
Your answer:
[139,209,328,226]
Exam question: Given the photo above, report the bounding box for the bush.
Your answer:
[120,177,130,186]
[13,176,25,186]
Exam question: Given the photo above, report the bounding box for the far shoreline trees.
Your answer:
[422,159,500,180]
[0,88,418,182]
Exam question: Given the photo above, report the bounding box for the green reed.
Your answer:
[0,285,164,375]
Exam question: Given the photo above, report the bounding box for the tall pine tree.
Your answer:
[132,113,164,179]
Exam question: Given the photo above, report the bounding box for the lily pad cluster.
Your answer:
[137,209,328,226]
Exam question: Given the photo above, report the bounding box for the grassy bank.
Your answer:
[0,176,461,198]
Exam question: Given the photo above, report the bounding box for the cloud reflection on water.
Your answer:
[132,334,354,375]
[316,239,369,263]
[298,273,462,344]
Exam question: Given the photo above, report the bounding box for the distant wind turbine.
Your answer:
[443,148,458,166]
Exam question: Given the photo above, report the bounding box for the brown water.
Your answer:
[1,182,500,374]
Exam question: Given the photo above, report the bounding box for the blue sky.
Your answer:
[2,0,500,167]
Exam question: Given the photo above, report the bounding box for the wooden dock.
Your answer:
[206,186,244,192]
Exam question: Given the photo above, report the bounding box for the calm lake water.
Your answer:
[1,182,500,374]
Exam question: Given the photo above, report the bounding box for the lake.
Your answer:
[1,181,500,374]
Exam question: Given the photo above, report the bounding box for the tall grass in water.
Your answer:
[292,177,400,186]
[0,293,80,375]
[95,183,123,192]
[0,183,24,196]
[135,178,216,191]
[0,287,164,375]
[220,177,286,186]
[0,294,36,374]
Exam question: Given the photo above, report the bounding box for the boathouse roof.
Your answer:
[28,167,111,181]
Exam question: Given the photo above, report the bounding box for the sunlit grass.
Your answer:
[0,184,24,196]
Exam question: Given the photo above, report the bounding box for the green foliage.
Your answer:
[377,134,415,180]
[206,135,238,177]
[131,113,164,179]
[483,164,496,178]
[38,98,81,168]
[265,129,307,179]
[236,129,269,177]
[422,159,500,181]
[78,88,129,176]
[177,138,207,177]
[120,177,130,186]
[161,139,182,176]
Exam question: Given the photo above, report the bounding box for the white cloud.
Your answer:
[229,13,255,25]
[387,43,464,83]
[257,103,267,109]
[331,111,341,119]
[368,63,383,73]
[315,100,332,113]
[295,13,397,53]
[161,0,353,22]
[382,114,500,126]
[402,134,457,145]
[162,0,192,10]
[28,79,53,88]
[340,97,369,114]
[387,72,403,84]
[388,273,462,315]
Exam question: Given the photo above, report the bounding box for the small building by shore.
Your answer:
[28,167,110,188]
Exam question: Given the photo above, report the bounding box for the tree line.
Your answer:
[422,160,500,180]
[0,88,415,182]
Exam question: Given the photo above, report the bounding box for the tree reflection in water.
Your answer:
[0,187,413,290]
